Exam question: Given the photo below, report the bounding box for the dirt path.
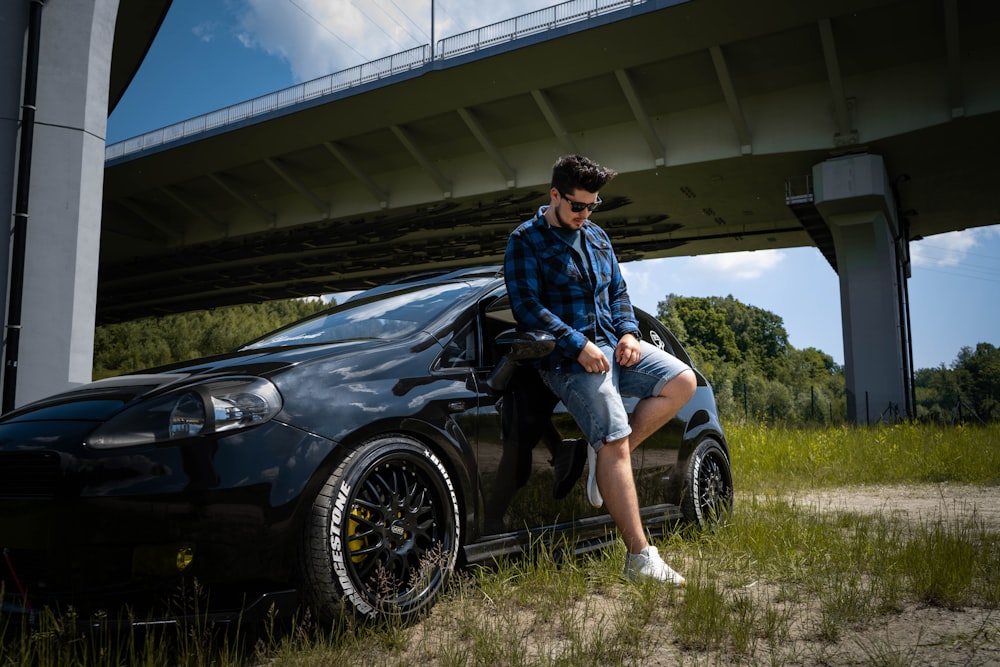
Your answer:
[748,484,1000,666]
[407,484,1000,666]
[788,483,1000,531]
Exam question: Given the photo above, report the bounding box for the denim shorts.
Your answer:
[539,340,691,450]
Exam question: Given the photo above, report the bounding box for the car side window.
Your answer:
[435,320,477,370]
[481,294,516,368]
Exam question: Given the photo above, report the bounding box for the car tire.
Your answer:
[680,438,734,527]
[300,434,461,622]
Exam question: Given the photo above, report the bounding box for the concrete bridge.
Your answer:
[2,0,998,421]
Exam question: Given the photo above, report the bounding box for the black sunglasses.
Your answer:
[560,192,602,213]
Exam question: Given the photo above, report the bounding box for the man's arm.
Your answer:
[608,248,640,340]
[606,244,643,367]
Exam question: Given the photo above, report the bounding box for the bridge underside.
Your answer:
[4,0,999,413]
[100,0,1000,323]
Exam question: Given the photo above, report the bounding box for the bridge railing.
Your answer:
[439,0,644,58]
[105,0,647,161]
[105,45,430,161]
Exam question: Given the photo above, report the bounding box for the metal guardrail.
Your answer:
[439,0,643,58]
[105,0,646,161]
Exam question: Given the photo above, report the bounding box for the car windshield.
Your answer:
[241,281,481,349]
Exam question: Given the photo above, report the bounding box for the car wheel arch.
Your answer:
[676,408,728,461]
[389,417,477,529]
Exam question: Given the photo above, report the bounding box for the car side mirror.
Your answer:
[486,329,556,391]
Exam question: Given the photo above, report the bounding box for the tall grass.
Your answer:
[3,423,999,665]
[730,421,1000,494]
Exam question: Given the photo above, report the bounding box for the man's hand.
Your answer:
[615,333,642,367]
[577,340,611,373]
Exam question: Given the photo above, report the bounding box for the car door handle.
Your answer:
[447,401,467,413]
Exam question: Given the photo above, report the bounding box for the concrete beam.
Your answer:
[709,45,752,155]
[944,0,964,118]
[207,172,275,227]
[264,158,329,216]
[322,140,389,208]
[530,88,577,156]
[613,68,666,166]
[117,198,182,242]
[390,124,452,198]
[159,185,227,233]
[457,107,516,188]
[818,18,857,146]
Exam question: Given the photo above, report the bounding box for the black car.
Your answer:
[0,267,731,625]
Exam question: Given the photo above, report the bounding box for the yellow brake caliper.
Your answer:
[347,505,371,563]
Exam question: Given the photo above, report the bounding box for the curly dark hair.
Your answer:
[550,154,617,194]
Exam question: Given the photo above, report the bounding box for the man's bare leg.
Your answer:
[626,370,697,450]
[596,369,698,554]
[595,436,647,553]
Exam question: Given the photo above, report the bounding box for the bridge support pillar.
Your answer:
[813,154,912,423]
[0,0,118,409]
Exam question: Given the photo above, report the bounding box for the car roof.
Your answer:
[348,266,504,301]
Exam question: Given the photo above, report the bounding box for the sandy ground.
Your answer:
[694,484,1000,666]
[791,483,1000,532]
[405,484,1000,666]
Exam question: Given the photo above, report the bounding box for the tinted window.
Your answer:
[243,282,481,349]
[434,320,477,370]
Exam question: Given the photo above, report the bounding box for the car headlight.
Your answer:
[87,377,282,449]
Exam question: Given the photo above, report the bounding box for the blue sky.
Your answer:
[108,0,1000,371]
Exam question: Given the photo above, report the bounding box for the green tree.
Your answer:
[907,343,1000,423]
[954,342,1000,421]
[914,365,961,423]
[658,293,844,424]
[712,295,790,376]
[93,297,330,379]
[657,295,740,378]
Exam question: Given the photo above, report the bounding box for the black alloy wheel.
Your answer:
[300,435,461,622]
[680,438,734,527]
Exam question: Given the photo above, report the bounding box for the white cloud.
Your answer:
[910,226,999,268]
[232,0,556,82]
[192,21,220,43]
[687,249,786,281]
[621,250,789,290]
[620,257,656,286]
[620,250,791,315]
[236,0,378,81]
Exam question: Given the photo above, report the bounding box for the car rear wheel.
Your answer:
[680,438,733,527]
[300,434,461,622]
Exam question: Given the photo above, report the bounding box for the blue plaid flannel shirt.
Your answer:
[503,206,640,372]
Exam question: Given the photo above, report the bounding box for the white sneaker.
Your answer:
[586,445,603,508]
[624,546,686,586]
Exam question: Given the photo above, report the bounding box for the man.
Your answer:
[503,154,696,585]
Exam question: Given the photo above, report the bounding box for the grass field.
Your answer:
[4,423,999,666]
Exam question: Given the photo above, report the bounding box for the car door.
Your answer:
[471,290,607,538]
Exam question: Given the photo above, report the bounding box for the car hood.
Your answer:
[1,337,423,423]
